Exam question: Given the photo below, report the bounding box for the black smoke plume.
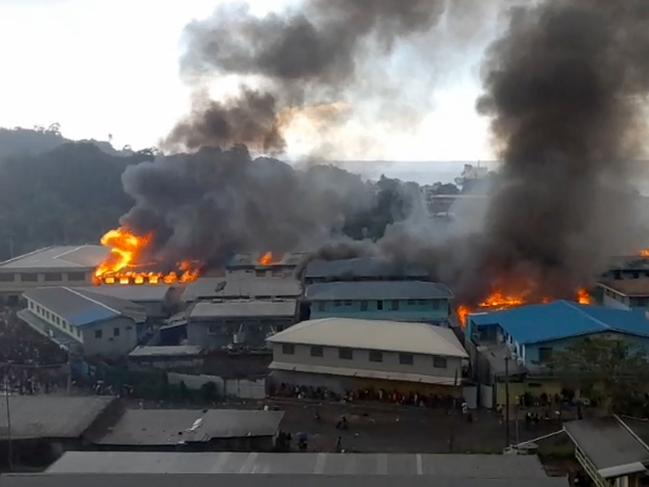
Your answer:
[164,0,446,152]
[470,0,649,300]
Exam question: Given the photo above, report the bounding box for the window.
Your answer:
[282,343,295,355]
[317,301,326,312]
[390,300,400,311]
[433,356,447,368]
[334,300,342,307]
[67,272,86,281]
[113,327,120,337]
[76,328,81,337]
[344,300,352,306]
[21,273,38,282]
[0,273,14,282]
[376,300,383,310]
[28,301,33,310]
[369,350,383,363]
[339,348,353,360]
[94,329,103,339]
[539,347,553,363]
[432,300,440,310]
[360,300,368,311]
[44,272,62,282]
[399,353,414,365]
[407,299,416,305]
[255,270,265,277]
[36,305,42,314]
[55,316,60,325]
[310,345,323,357]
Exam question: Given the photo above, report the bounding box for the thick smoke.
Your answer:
[120,146,418,269]
[469,1,649,300]
[164,0,446,152]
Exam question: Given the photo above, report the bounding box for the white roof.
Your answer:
[0,245,108,270]
[78,285,172,302]
[190,299,297,319]
[270,361,458,385]
[129,345,203,358]
[182,277,301,302]
[267,318,468,358]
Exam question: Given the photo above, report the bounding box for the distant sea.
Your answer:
[331,160,502,185]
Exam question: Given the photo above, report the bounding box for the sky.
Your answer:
[0,0,498,162]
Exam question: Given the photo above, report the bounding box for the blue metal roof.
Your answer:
[469,300,649,345]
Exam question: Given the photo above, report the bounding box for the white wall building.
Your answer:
[20,286,146,356]
[267,318,468,395]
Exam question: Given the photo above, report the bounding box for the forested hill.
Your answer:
[0,129,153,260]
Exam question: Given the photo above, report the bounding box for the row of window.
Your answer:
[0,271,87,283]
[281,343,448,368]
[321,299,444,312]
[94,327,122,339]
[28,300,81,338]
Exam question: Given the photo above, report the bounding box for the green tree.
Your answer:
[550,336,649,413]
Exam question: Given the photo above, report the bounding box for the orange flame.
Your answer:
[94,227,200,285]
[640,249,649,257]
[577,288,592,305]
[258,251,275,266]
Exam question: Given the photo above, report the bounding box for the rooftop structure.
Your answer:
[0,395,115,440]
[304,257,429,283]
[182,277,302,303]
[128,345,203,358]
[269,318,467,357]
[599,279,649,310]
[226,252,308,279]
[565,417,649,484]
[306,281,452,301]
[93,409,284,447]
[190,300,297,319]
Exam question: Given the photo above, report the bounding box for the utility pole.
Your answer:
[504,356,510,448]
[4,372,13,471]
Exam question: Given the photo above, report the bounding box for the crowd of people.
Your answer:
[0,308,68,366]
[269,382,460,409]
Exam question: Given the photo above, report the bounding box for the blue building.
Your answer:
[305,281,453,324]
[468,300,649,369]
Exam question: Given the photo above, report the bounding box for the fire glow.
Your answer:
[258,251,277,266]
[457,287,592,328]
[93,227,200,285]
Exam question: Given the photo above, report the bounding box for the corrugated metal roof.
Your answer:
[267,318,468,358]
[2,474,568,487]
[129,345,204,358]
[305,257,429,280]
[94,409,284,445]
[0,245,108,269]
[24,287,146,327]
[565,417,649,476]
[46,451,552,478]
[183,277,301,302]
[78,285,172,302]
[306,281,453,301]
[0,396,115,440]
[227,252,308,268]
[469,300,649,345]
[270,361,459,385]
[190,300,297,319]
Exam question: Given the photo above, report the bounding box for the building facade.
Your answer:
[599,279,649,310]
[303,257,429,284]
[0,245,108,303]
[305,281,453,324]
[20,286,146,356]
[267,318,468,395]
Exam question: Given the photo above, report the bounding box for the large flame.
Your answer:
[94,227,200,285]
[258,251,276,266]
[457,287,592,328]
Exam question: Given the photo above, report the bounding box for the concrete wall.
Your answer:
[271,342,462,380]
[309,298,450,323]
[81,317,139,356]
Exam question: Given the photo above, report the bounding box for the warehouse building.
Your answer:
[79,284,182,319]
[226,252,308,279]
[267,317,468,395]
[20,286,146,356]
[303,257,429,284]
[0,245,108,303]
[182,277,302,304]
[305,280,453,324]
[185,299,298,349]
[598,279,649,310]
[89,409,285,452]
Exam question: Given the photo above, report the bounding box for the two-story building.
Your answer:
[226,253,308,279]
[303,257,429,284]
[467,300,649,405]
[185,299,298,349]
[182,277,302,305]
[0,245,108,304]
[20,286,146,356]
[305,281,453,324]
[599,279,649,310]
[267,317,468,396]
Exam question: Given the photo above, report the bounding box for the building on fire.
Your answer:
[303,256,429,284]
[0,245,108,304]
[266,317,468,396]
[305,280,453,325]
[226,252,308,279]
[466,300,649,407]
[181,299,299,349]
[19,286,146,356]
[598,279,649,311]
[79,283,183,319]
